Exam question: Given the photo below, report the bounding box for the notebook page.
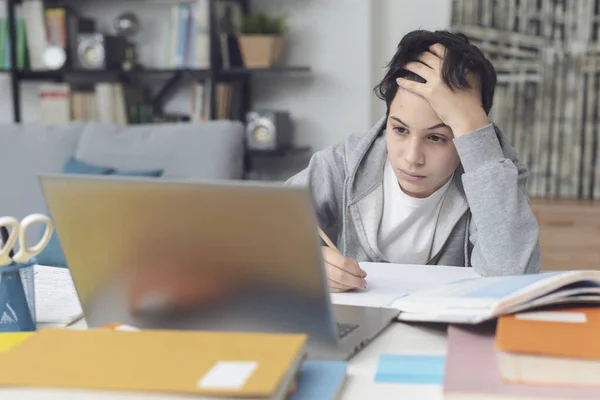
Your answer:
[330,262,480,308]
[34,265,83,325]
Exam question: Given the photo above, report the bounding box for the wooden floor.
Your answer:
[530,198,600,271]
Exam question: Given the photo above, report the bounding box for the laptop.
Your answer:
[38,174,399,360]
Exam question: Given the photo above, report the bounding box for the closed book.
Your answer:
[0,328,307,399]
[289,360,347,400]
[495,307,600,386]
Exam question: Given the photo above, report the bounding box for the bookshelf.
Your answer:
[2,0,312,165]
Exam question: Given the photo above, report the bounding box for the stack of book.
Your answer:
[444,313,600,400]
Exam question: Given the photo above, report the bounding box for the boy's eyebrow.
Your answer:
[390,116,409,126]
[390,116,448,130]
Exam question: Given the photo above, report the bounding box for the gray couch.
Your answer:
[0,120,246,265]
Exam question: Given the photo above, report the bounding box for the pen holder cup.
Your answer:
[0,261,36,332]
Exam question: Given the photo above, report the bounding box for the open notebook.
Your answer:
[392,270,600,324]
[330,262,480,309]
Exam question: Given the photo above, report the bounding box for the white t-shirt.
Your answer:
[377,160,452,264]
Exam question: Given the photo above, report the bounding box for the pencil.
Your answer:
[318,227,339,252]
[318,226,367,279]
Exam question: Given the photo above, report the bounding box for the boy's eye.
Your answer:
[429,135,447,143]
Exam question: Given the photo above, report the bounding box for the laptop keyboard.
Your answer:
[336,323,359,338]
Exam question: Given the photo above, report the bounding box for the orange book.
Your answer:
[496,307,600,359]
[495,307,600,386]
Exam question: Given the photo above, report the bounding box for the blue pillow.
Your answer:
[110,168,163,177]
[36,157,112,267]
[61,156,113,175]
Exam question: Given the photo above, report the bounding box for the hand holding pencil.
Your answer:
[318,227,367,293]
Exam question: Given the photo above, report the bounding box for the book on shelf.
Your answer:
[0,0,28,70]
[21,0,46,70]
[40,82,155,125]
[39,83,70,124]
[165,0,210,69]
[390,270,600,324]
[216,0,243,69]
[190,79,243,123]
[164,0,243,70]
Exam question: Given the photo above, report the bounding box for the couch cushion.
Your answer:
[0,122,85,220]
[74,121,246,180]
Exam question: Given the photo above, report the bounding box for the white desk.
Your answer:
[0,319,449,400]
[341,320,447,400]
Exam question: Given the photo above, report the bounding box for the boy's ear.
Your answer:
[466,70,483,91]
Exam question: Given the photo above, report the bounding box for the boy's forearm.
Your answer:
[453,124,541,275]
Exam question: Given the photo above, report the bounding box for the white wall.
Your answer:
[370,0,452,125]
[248,0,373,151]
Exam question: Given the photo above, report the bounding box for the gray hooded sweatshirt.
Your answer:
[286,117,541,276]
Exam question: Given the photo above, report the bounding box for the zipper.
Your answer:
[346,205,375,260]
[425,207,470,265]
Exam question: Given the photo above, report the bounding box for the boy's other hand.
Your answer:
[395,43,490,137]
[321,247,367,293]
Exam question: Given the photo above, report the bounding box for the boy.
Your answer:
[287,30,540,293]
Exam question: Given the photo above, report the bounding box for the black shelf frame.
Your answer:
[4,0,311,124]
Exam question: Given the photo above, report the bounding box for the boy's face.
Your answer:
[385,87,460,198]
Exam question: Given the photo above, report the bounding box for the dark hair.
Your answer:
[374,30,497,115]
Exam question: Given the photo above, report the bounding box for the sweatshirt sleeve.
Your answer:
[453,123,541,276]
[285,147,346,244]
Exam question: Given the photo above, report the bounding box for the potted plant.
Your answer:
[238,12,287,68]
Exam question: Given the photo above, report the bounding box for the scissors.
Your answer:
[0,213,53,331]
[0,213,54,266]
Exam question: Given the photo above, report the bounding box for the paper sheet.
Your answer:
[34,265,83,325]
[330,262,480,308]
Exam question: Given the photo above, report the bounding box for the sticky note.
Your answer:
[0,332,34,353]
[374,354,445,385]
[197,361,258,390]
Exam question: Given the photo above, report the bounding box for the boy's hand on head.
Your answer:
[321,247,367,293]
[396,43,490,137]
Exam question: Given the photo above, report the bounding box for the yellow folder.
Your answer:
[0,328,307,398]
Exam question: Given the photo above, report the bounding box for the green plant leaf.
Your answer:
[240,12,287,35]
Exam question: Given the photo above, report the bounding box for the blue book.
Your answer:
[176,4,191,69]
[289,360,348,400]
